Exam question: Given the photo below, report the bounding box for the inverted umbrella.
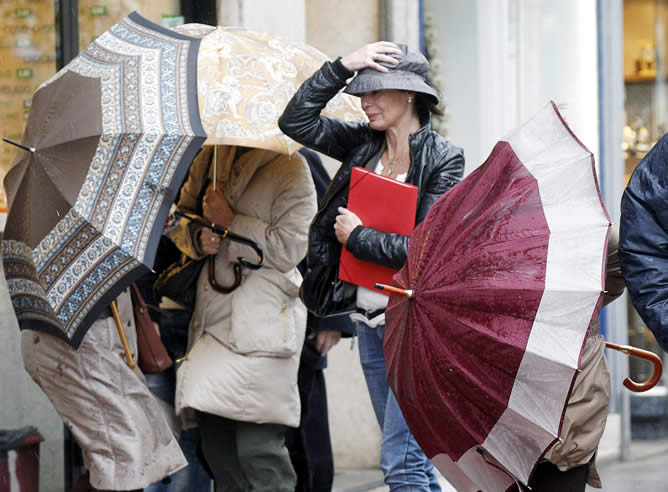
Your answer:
[173,23,367,154]
[378,102,612,491]
[2,12,206,348]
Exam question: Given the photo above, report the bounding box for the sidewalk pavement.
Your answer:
[333,439,668,492]
[332,468,454,492]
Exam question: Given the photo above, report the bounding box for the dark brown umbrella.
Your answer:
[2,12,206,348]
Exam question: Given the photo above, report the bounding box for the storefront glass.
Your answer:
[0,1,182,214]
[78,0,181,49]
[0,0,58,211]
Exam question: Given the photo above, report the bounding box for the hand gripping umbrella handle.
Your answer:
[174,210,264,269]
[605,342,663,392]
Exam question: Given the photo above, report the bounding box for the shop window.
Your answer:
[77,0,182,49]
[0,1,58,212]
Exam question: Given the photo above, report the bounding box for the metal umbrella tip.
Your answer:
[3,138,35,153]
[375,283,413,297]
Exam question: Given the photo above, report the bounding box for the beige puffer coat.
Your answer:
[169,146,317,427]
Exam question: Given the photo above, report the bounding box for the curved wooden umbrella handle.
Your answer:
[605,342,663,392]
[208,256,242,294]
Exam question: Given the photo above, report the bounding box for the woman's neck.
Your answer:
[384,115,421,158]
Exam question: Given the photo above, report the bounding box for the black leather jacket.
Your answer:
[279,58,464,280]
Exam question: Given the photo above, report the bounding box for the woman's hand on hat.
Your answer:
[341,42,402,73]
[334,207,362,245]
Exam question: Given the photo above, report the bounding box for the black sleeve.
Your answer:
[278,58,371,162]
[346,226,408,271]
[416,149,465,223]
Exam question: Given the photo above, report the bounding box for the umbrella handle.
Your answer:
[375,283,413,297]
[175,210,264,269]
[225,229,264,269]
[208,256,242,293]
[605,342,663,392]
[110,300,137,374]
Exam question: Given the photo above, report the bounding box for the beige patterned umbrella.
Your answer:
[174,24,367,154]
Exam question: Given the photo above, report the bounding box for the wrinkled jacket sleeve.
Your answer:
[278,59,371,161]
[346,148,465,270]
[220,154,317,273]
[619,135,668,351]
[166,147,213,260]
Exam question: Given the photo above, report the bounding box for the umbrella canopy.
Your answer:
[382,102,610,491]
[2,12,206,348]
[173,23,366,154]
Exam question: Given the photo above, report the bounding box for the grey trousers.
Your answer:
[198,412,296,492]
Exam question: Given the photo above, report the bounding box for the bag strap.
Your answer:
[130,283,147,312]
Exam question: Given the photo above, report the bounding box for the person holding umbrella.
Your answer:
[279,42,464,491]
[167,144,317,492]
[516,228,625,491]
[21,289,187,492]
[2,12,206,492]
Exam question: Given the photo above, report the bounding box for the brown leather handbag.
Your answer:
[130,283,173,374]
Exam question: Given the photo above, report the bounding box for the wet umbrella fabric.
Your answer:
[2,12,206,348]
[382,102,610,491]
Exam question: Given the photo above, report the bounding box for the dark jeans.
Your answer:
[144,309,212,492]
[285,362,334,492]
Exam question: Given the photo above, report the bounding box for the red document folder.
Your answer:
[339,166,418,294]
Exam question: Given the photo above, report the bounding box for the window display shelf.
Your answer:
[625,73,666,83]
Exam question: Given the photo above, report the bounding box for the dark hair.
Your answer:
[413,77,444,120]
[415,93,444,119]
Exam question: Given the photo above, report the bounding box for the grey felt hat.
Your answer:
[344,44,439,104]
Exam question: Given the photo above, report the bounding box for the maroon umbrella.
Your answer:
[378,102,612,491]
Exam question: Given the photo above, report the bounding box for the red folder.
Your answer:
[339,166,418,294]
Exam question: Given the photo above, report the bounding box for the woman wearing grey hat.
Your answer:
[279,42,464,491]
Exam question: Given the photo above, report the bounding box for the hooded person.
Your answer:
[167,144,317,492]
[21,288,187,492]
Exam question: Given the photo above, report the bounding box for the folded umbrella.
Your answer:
[2,12,206,348]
